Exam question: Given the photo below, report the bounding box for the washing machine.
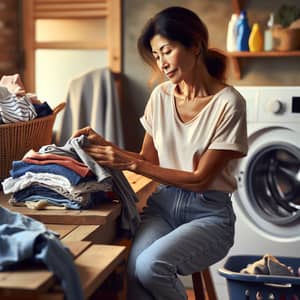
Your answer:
[210,86,300,300]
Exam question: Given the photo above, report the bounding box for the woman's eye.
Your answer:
[164,50,171,55]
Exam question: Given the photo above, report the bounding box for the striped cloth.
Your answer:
[0,86,37,123]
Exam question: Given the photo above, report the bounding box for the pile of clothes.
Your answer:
[241,254,295,276]
[2,135,140,235]
[0,205,84,300]
[0,74,53,124]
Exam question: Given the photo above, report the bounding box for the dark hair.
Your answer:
[137,6,227,82]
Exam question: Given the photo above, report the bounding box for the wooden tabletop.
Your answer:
[0,242,126,300]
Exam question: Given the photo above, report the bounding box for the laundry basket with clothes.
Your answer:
[218,255,300,299]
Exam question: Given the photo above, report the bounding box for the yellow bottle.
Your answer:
[248,23,263,52]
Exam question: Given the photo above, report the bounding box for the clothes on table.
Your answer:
[2,171,111,198]
[2,135,140,235]
[0,206,83,300]
[23,149,92,177]
[41,135,140,235]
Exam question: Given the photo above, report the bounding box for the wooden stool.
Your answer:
[192,268,218,300]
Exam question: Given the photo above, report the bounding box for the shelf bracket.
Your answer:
[229,57,241,80]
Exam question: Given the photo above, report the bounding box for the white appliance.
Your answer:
[209,86,300,299]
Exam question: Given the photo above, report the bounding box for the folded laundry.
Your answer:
[23,149,92,177]
[10,161,83,185]
[2,135,140,235]
[39,135,140,235]
[240,253,294,276]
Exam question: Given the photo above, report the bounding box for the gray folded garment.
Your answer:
[240,254,293,276]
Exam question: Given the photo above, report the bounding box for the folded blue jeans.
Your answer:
[126,185,236,300]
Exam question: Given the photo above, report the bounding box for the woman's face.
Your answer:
[150,34,199,84]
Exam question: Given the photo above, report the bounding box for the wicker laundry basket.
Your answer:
[0,102,65,182]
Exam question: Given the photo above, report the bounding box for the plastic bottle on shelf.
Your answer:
[264,13,274,51]
[236,10,251,51]
[249,23,263,52]
[226,14,239,52]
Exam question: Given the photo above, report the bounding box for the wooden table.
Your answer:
[0,171,157,299]
[0,236,126,300]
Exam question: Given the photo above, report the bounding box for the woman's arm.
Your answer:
[133,148,242,192]
[72,127,159,165]
[83,129,242,192]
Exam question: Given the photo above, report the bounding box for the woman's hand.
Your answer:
[84,144,137,170]
[72,126,109,146]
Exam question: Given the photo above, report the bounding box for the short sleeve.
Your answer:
[140,97,153,136]
[209,104,248,155]
[139,97,153,136]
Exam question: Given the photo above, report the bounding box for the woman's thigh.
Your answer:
[135,189,236,275]
[127,203,173,272]
[136,216,233,276]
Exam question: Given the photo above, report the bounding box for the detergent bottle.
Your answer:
[236,10,250,51]
[249,23,263,52]
[226,14,239,52]
[264,13,274,51]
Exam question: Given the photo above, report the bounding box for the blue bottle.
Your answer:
[236,10,250,51]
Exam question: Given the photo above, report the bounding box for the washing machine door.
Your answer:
[234,126,300,241]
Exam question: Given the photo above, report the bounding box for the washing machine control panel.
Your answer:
[267,99,283,114]
[235,86,300,123]
[292,96,300,113]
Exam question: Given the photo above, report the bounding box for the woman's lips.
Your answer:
[166,70,176,78]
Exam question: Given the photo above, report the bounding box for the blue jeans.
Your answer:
[126,185,236,300]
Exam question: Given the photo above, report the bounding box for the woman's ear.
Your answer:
[192,42,201,56]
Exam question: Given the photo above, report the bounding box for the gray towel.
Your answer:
[57,67,124,148]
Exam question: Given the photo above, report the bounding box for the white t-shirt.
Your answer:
[140,81,248,192]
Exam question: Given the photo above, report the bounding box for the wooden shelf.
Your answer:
[35,41,107,50]
[226,51,300,79]
[227,51,300,57]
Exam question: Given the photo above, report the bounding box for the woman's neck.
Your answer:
[175,61,226,102]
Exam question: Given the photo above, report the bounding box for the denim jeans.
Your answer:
[126,185,236,300]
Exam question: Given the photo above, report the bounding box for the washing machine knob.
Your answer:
[268,99,283,114]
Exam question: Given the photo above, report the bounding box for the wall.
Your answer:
[123,0,300,151]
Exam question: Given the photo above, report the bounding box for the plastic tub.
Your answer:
[218,255,300,299]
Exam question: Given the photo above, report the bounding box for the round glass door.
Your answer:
[246,142,300,225]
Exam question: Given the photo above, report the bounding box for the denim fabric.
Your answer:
[127,185,236,300]
[0,206,83,300]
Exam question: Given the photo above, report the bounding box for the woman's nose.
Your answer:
[158,57,168,70]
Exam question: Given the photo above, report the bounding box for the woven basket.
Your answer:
[0,102,65,182]
[272,27,300,51]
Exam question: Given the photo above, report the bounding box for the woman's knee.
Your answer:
[135,250,176,289]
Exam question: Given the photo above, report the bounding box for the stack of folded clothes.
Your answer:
[2,135,140,235]
[2,137,112,210]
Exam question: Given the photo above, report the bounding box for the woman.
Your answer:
[73,6,248,300]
